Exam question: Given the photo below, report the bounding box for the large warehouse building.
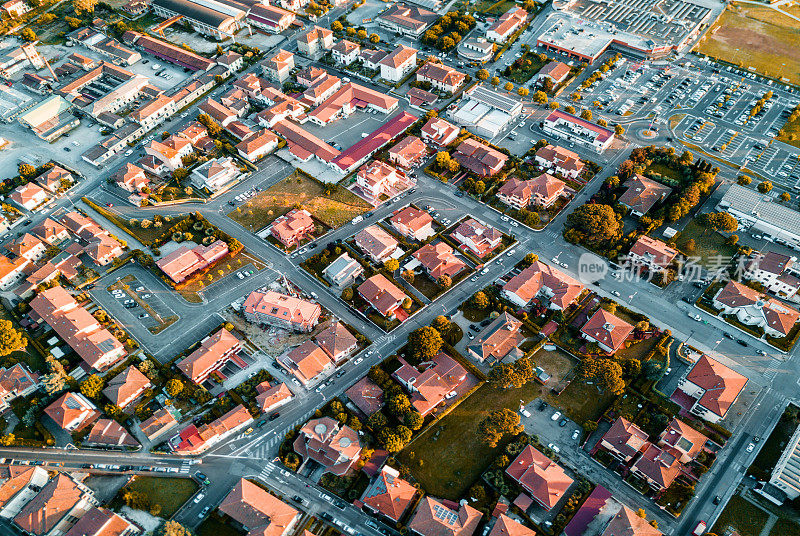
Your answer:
[717,184,800,250]
[151,0,248,39]
[450,84,522,139]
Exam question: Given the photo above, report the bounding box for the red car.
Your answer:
[106,203,114,207]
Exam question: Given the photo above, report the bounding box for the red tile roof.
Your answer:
[409,496,481,536]
[488,515,536,536]
[102,365,151,408]
[178,328,240,383]
[601,417,650,460]
[685,355,748,419]
[503,261,583,308]
[580,309,634,353]
[600,506,662,536]
[413,242,466,279]
[358,274,407,317]
[331,111,417,172]
[618,175,673,214]
[506,446,573,510]
[218,478,299,536]
[361,466,416,521]
[14,473,93,535]
[453,138,508,177]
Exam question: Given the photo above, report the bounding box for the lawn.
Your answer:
[227,171,370,231]
[474,0,516,14]
[696,3,800,86]
[398,380,537,500]
[645,162,683,184]
[711,494,770,536]
[532,348,575,384]
[543,377,617,425]
[770,518,800,536]
[0,308,47,373]
[777,114,800,150]
[748,407,800,480]
[197,516,245,536]
[120,476,198,517]
[673,219,738,266]
[505,53,548,85]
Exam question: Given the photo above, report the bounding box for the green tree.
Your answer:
[522,253,539,267]
[737,175,752,186]
[408,326,443,363]
[780,192,791,203]
[367,411,387,430]
[566,204,621,243]
[20,28,37,41]
[0,320,26,356]
[758,181,773,193]
[477,409,523,448]
[614,124,625,137]
[331,20,343,32]
[533,90,548,104]
[473,180,485,195]
[18,163,36,178]
[80,374,104,399]
[404,410,424,430]
[472,291,489,309]
[438,275,452,288]
[341,287,354,301]
[504,82,514,92]
[387,394,411,416]
[369,33,380,43]
[580,109,592,120]
[431,315,450,334]
[702,212,738,234]
[165,379,184,397]
[476,69,489,81]
[518,87,529,97]
[490,76,500,87]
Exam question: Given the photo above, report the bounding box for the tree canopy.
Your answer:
[566,204,621,243]
[408,326,443,363]
[0,320,26,356]
[478,409,524,448]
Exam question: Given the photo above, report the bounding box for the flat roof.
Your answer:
[718,183,800,238]
[465,84,522,115]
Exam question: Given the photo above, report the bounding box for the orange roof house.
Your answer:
[392,353,467,416]
[537,61,570,84]
[421,117,460,147]
[502,261,583,310]
[139,407,178,441]
[388,136,428,169]
[63,506,139,536]
[315,322,358,363]
[279,340,333,386]
[31,218,70,245]
[600,506,662,536]
[175,404,253,454]
[14,473,98,536]
[451,218,502,258]
[534,144,584,179]
[44,392,100,432]
[416,61,467,93]
[628,235,678,272]
[600,417,650,462]
[271,209,315,249]
[102,365,151,409]
[630,444,681,491]
[30,286,126,371]
[219,478,300,536]
[390,206,434,241]
[345,376,384,416]
[355,225,399,263]
[156,239,229,283]
[580,309,634,354]
[677,355,747,423]
[358,274,408,319]
[255,381,293,413]
[85,419,139,448]
[413,242,467,280]
[497,174,565,209]
[467,312,524,364]
[453,138,507,177]
[243,290,321,332]
[293,417,361,475]
[506,445,573,510]
[361,466,416,522]
[712,280,800,338]
[618,175,673,217]
[7,233,46,262]
[488,515,535,536]
[112,163,149,193]
[657,418,708,464]
[409,496,481,536]
[178,328,242,384]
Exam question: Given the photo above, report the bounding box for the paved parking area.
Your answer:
[107,275,177,332]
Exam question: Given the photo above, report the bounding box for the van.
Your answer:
[351,215,363,225]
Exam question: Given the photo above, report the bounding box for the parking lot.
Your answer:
[107,275,178,334]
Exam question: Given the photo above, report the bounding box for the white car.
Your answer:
[547,443,560,453]
[551,411,562,421]
[611,290,621,297]
[506,249,516,257]
[746,443,755,453]
[572,430,580,440]
[689,313,702,321]
[193,493,205,503]
[353,357,363,366]
[551,257,560,264]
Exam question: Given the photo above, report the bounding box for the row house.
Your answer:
[199,98,238,127]
[129,94,176,131]
[178,328,242,384]
[744,251,800,301]
[497,173,566,210]
[32,218,69,245]
[301,74,342,108]
[243,290,321,332]
[13,473,100,536]
[360,48,387,70]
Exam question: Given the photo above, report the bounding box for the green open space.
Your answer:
[770,517,800,536]
[197,516,245,536]
[645,162,683,184]
[227,171,370,231]
[777,116,800,149]
[711,494,770,536]
[696,3,800,86]
[673,219,738,266]
[474,0,516,14]
[398,380,533,500]
[749,406,800,480]
[543,376,617,425]
[119,476,198,517]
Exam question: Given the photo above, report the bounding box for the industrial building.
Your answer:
[450,84,522,139]
[717,184,800,250]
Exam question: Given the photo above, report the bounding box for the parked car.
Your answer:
[551,411,561,421]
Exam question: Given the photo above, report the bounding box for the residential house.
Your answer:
[44,392,99,432]
[13,474,99,536]
[315,322,358,364]
[175,404,253,454]
[453,138,508,177]
[712,280,800,338]
[677,355,748,423]
[298,26,334,58]
[279,340,334,387]
[264,50,295,83]
[506,445,573,510]
[63,507,140,536]
[657,418,708,464]
[377,3,438,38]
[0,467,49,520]
[237,129,279,162]
[243,290,321,332]
[409,497,481,536]
[255,381,293,413]
[355,225,399,263]
[360,48,387,70]
[29,286,126,370]
[85,419,139,449]
[331,40,361,65]
[497,173,566,209]
[380,45,417,83]
[600,417,650,463]
[271,208,315,249]
[293,417,361,475]
[421,117,459,147]
[301,73,342,107]
[36,166,72,194]
[744,251,800,300]
[345,377,384,417]
[356,161,411,204]
[218,478,300,536]
[388,136,428,169]
[486,7,527,42]
[467,312,525,364]
[156,240,229,284]
[113,163,149,193]
[534,144,585,179]
[191,157,241,192]
[630,444,681,491]
[618,175,673,217]
[8,183,49,211]
[139,408,178,442]
[7,233,46,262]
[361,466,416,523]
[627,235,678,274]
[537,61,571,85]
[416,61,466,93]
[102,366,151,410]
[392,352,467,416]
[199,98,238,128]
[358,274,408,319]
[178,328,242,384]
[580,309,634,354]
[0,255,30,291]
[451,218,502,258]
[502,261,584,309]
[246,3,296,34]
[0,364,40,411]
[145,136,193,170]
[322,253,364,288]
[390,206,434,241]
[600,506,662,536]
[413,242,466,280]
[2,0,31,18]
[488,515,535,536]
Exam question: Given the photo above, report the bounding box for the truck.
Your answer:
[692,521,707,535]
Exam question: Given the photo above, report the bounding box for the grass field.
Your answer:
[674,219,738,266]
[697,3,800,86]
[228,171,370,231]
[121,477,198,517]
[711,494,770,536]
[770,518,800,536]
[0,309,47,373]
[398,380,537,500]
[543,376,617,425]
[777,114,800,149]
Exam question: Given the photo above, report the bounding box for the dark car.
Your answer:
[737,339,748,347]
[269,412,280,420]
[559,418,568,427]
[538,400,548,411]
[291,495,303,503]
[723,332,734,339]
[713,495,722,505]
